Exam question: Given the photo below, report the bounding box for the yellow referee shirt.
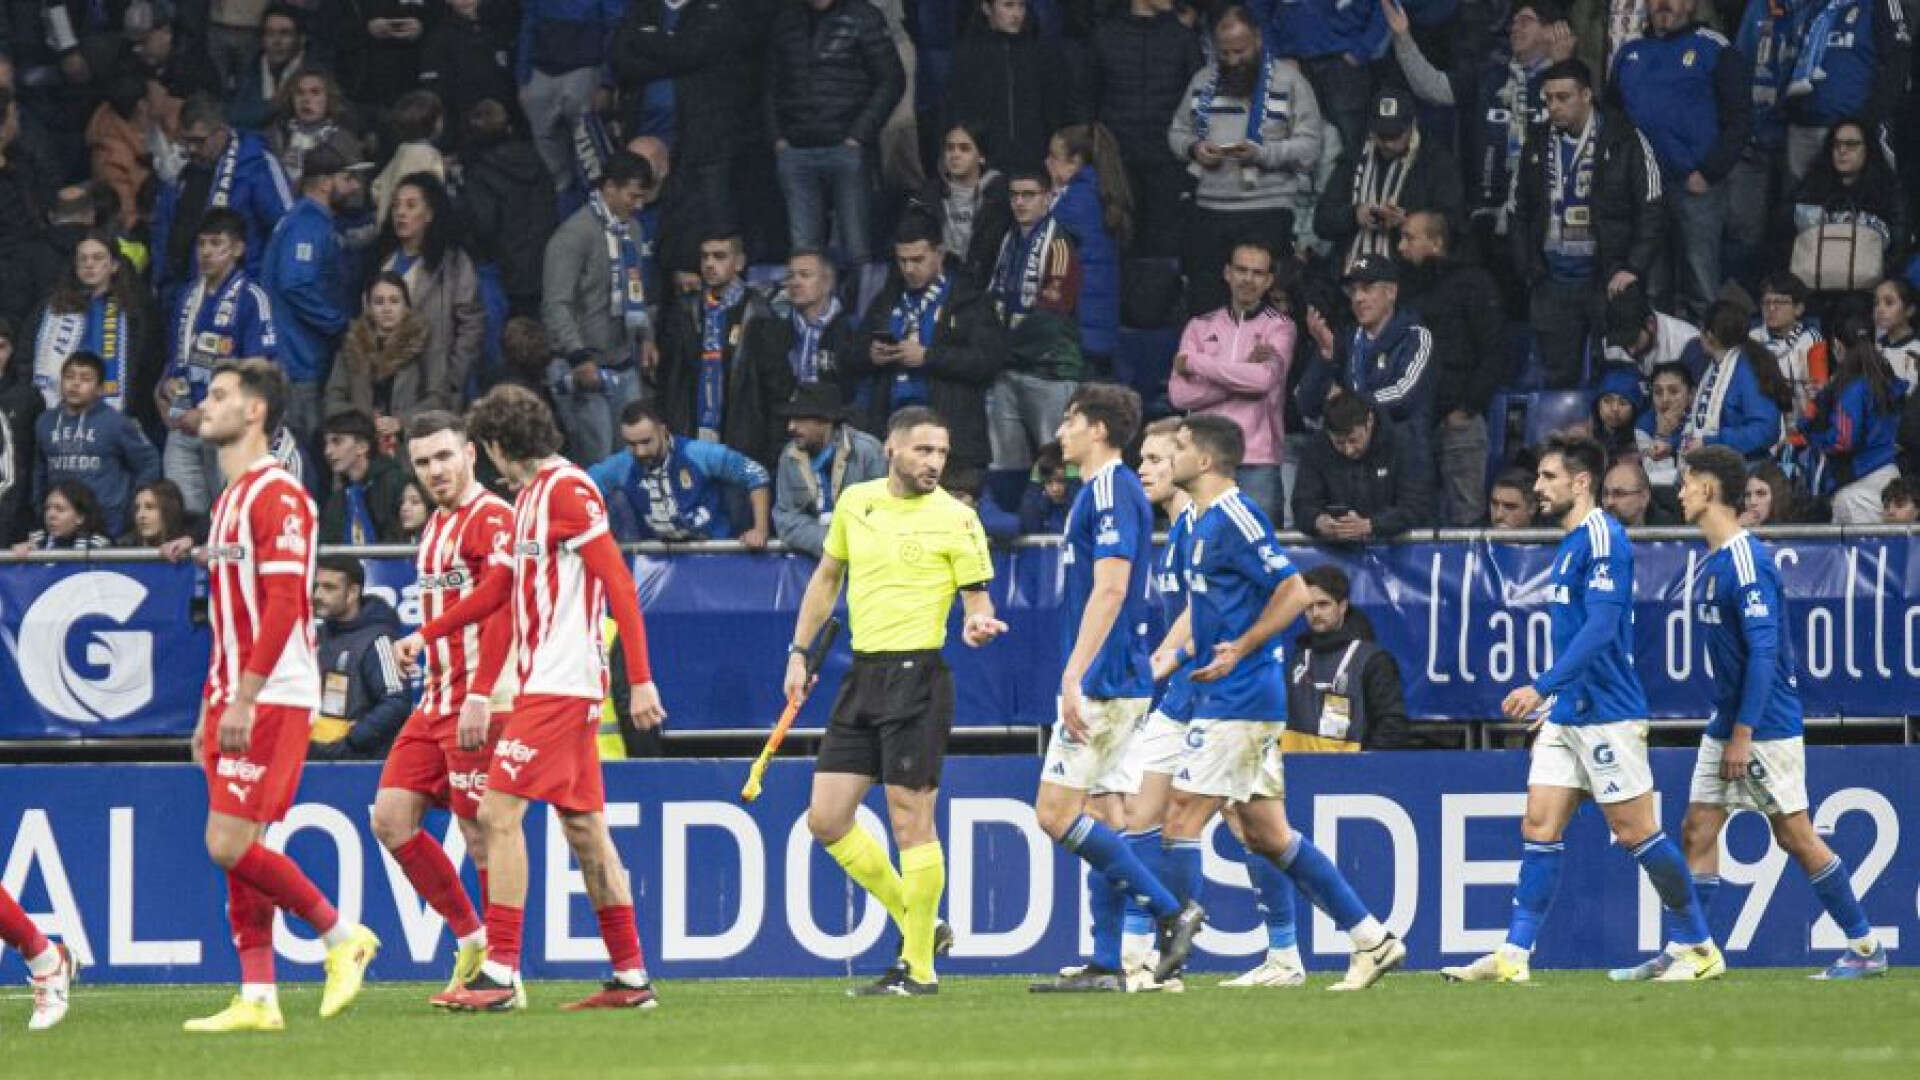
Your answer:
[824,479,993,653]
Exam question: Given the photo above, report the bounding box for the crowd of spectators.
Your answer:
[4,0,1920,560]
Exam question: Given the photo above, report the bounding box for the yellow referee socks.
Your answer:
[900,842,946,984]
[825,828,907,928]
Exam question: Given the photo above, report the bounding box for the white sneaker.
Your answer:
[1440,948,1530,984]
[1124,965,1183,993]
[1221,955,1307,988]
[1652,942,1726,982]
[27,942,77,1031]
[1057,962,1088,978]
[1329,933,1406,991]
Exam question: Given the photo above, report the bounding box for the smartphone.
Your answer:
[869,330,898,346]
[1325,504,1354,518]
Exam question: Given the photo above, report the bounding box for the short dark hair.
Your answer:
[197,206,247,243]
[317,554,365,590]
[1227,239,1274,269]
[467,384,563,463]
[892,209,941,249]
[47,478,104,535]
[1514,0,1571,25]
[390,90,444,143]
[262,4,305,32]
[888,405,948,436]
[1065,382,1142,451]
[1005,167,1051,190]
[1650,359,1697,391]
[1491,467,1534,496]
[698,229,746,253]
[405,409,466,443]
[1759,271,1810,305]
[1684,444,1748,510]
[1179,413,1244,473]
[501,316,550,374]
[601,150,654,190]
[941,464,983,498]
[618,399,666,427]
[1301,564,1351,603]
[322,407,378,448]
[60,350,105,382]
[1883,477,1915,506]
[1325,391,1373,435]
[1540,58,1592,90]
[215,359,289,434]
[179,93,227,132]
[1542,432,1607,489]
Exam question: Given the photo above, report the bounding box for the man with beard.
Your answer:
[261,146,354,443]
[152,93,295,299]
[772,383,884,557]
[1167,7,1322,315]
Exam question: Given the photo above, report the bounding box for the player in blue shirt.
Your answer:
[1444,434,1721,983]
[1156,414,1404,991]
[1030,385,1203,993]
[1611,446,1886,980]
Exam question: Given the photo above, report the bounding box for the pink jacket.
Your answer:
[1169,306,1294,466]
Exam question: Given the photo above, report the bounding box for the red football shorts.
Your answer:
[203,702,313,823]
[379,710,507,820]
[486,694,605,813]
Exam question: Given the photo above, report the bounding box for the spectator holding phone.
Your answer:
[1292,391,1433,543]
[1167,6,1323,314]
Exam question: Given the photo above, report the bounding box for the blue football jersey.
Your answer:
[1154,502,1197,722]
[1697,531,1803,740]
[1534,508,1649,724]
[1183,488,1297,722]
[1061,461,1156,700]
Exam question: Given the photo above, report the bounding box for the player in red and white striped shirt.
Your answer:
[185,360,379,1034]
[416,385,666,1012]
[374,411,514,1007]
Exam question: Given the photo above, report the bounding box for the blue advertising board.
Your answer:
[1,749,1913,982]
[3,535,1914,738]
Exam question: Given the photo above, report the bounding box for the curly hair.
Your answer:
[467,383,561,463]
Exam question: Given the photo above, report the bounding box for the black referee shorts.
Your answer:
[816,651,953,791]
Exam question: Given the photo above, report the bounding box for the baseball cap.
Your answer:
[1342,253,1399,287]
[1370,88,1415,140]
[299,145,352,180]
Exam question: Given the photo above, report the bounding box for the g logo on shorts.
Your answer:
[1592,743,1617,767]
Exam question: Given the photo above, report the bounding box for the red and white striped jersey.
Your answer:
[511,459,615,700]
[205,457,319,709]
[416,484,515,715]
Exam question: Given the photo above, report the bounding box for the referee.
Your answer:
[785,406,1006,998]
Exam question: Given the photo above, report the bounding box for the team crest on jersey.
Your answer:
[1682,49,1696,66]
[1095,512,1121,547]
[1743,588,1769,619]
[1257,543,1287,571]
[273,515,308,556]
[1587,561,1614,592]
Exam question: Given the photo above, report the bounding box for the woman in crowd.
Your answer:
[396,476,432,543]
[1789,119,1907,287]
[1046,123,1130,374]
[1681,301,1792,465]
[920,123,1010,291]
[1871,277,1920,385]
[1590,365,1643,463]
[370,173,483,412]
[118,478,197,559]
[11,480,112,554]
[1801,313,1908,524]
[1637,360,1696,488]
[269,67,367,185]
[326,272,432,452]
[28,230,161,423]
[1740,462,1799,527]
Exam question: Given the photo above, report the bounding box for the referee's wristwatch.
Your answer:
[786,642,809,658]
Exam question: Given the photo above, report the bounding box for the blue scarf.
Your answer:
[342,482,376,543]
[35,295,129,411]
[1192,53,1276,146]
[590,191,649,338]
[788,295,841,383]
[1545,113,1601,278]
[1789,1,1843,96]
[698,281,745,440]
[887,276,946,407]
[992,217,1056,323]
[172,271,249,408]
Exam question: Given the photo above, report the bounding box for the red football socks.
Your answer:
[0,886,50,960]
[485,905,524,970]
[231,844,340,935]
[393,832,482,939]
[227,875,276,984]
[596,904,645,972]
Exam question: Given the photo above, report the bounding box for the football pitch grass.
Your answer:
[5,971,1915,1079]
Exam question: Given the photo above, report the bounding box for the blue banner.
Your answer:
[2,535,1915,738]
[1,749,1913,982]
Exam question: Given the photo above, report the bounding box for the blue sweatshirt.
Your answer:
[150,131,295,297]
[1612,23,1753,183]
[1800,374,1906,483]
[588,434,769,541]
[34,400,161,536]
[260,197,350,385]
[1255,0,1389,62]
[1786,0,1911,128]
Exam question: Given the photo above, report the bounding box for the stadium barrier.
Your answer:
[0,750,1913,982]
[1,528,1914,740]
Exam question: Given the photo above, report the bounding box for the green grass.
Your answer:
[6,972,1917,1079]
